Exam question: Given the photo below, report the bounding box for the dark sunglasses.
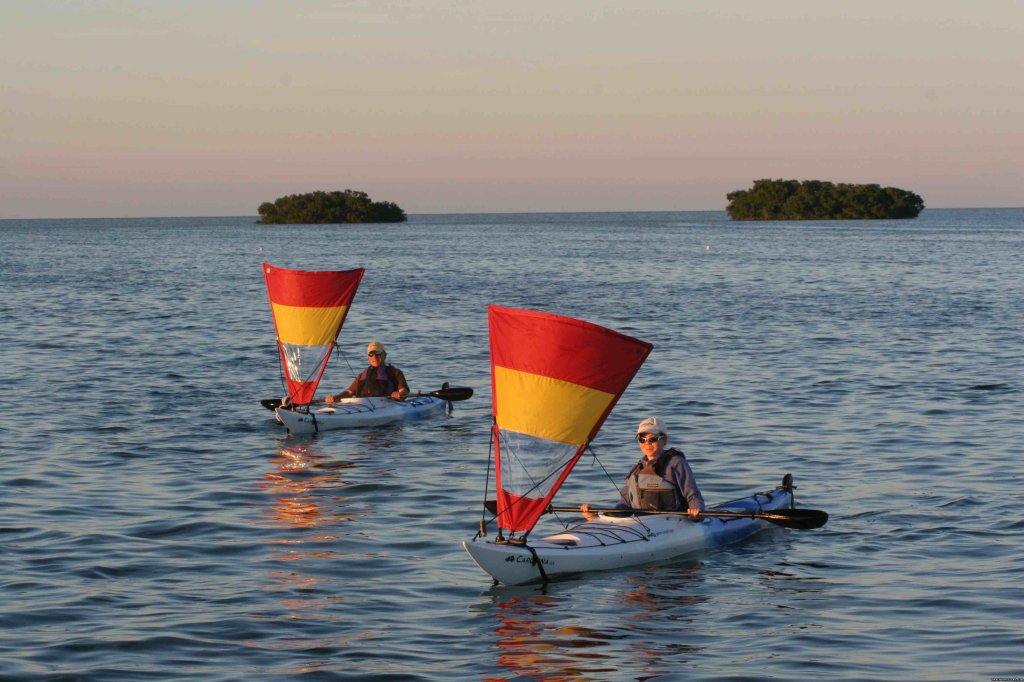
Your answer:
[637,434,662,444]
[368,351,385,358]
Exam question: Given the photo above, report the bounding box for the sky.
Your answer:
[2,1,1022,218]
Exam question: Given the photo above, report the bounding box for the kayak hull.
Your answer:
[463,479,794,585]
[275,396,446,434]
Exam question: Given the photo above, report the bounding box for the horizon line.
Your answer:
[2,206,1023,222]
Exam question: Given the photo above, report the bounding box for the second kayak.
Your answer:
[275,395,447,434]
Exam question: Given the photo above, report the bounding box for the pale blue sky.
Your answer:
[2,1,1022,218]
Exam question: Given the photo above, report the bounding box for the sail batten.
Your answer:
[264,263,364,405]
[489,305,652,533]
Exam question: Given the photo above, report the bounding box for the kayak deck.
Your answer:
[463,476,796,585]
[275,396,446,434]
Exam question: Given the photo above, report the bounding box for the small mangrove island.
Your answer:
[257,190,407,224]
[726,179,924,220]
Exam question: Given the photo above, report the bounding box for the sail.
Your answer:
[489,305,653,533]
[263,263,365,405]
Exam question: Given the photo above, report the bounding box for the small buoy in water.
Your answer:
[259,246,264,253]
[705,244,711,251]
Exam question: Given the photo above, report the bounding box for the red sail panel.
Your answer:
[490,305,652,397]
[263,263,365,405]
[488,305,652,533]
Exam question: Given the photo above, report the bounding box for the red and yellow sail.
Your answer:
[263,263,364,405]
[489,305,653,533]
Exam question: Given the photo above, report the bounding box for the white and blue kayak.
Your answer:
[275,395,447,434]
[463,475,824,586]
[265,385,473,434]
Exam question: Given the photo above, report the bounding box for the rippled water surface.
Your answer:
[2,210,1022,680]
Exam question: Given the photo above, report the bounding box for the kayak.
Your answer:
[463,475,796,586]
[275,395,446,434]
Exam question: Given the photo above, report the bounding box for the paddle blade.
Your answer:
[758,508,829,530]
[430,386,473,402]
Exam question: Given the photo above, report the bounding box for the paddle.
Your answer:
[483,501,828,530]
[262,386,473,410]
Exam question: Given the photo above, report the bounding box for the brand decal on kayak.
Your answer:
[504,555,551,565]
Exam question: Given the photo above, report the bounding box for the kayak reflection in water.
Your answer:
[324,341,410,402]
[581,417,705,521]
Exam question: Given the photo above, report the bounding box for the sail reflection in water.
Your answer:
[484,566,708,680]
[489,594,622,680]
[251,442,355,661]
[257,443,359,555]
[619,564,709,666]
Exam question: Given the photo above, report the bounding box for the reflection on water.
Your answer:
[487,593,621,681]
[619,564,708,676]
[254,440,356,646]
[257,441,359,532]
[621,561,707,613]
[484,563,708,680]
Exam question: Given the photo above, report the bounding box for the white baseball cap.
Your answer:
[636,417,667,437]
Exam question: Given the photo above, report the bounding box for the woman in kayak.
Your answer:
[580,417,705,521]
[324,341,410,402]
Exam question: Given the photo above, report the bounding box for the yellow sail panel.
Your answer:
[494,366,615,445]
[271,303,350,346]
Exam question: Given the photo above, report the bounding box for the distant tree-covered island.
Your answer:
[257,190,407,224]
[726,179,924,220]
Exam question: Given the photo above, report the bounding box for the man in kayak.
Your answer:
[580,417,705,521]
[324,341,410,402]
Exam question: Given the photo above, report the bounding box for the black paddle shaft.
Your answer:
[262,385,473,410]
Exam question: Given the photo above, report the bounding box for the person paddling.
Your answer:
[324,341,410,402]
[580,417,705,521]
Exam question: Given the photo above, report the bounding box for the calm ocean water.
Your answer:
[1,209,1022,681]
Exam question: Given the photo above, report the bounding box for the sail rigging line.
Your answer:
[492,430,603,537]
[585,443,625,494]
[495,427,565,505]
[491,439,652,536]
[272,338,332,395]
[579,443,656,535]
[332,342,379,412]
[276,331,338,401]
[491,451,616,540]
[569,524,652,545]
[476,418,498,540]
[492,454,577,538]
